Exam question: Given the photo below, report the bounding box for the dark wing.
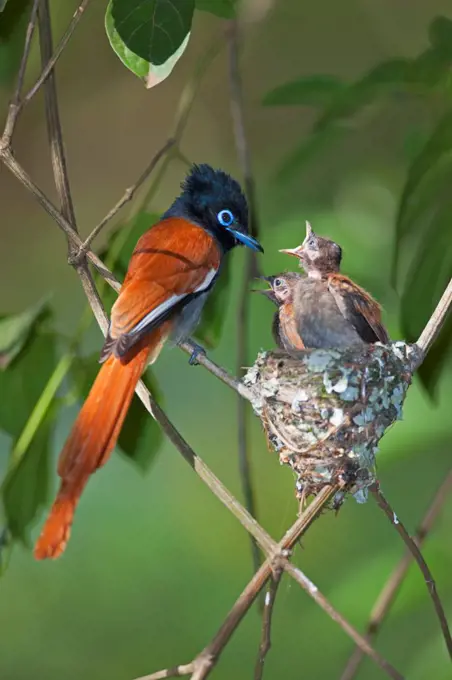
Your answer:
[327,274,390,344]
[272,311,285,349]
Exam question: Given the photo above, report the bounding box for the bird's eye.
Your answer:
[217,209,234,227]
[274,278,282,287]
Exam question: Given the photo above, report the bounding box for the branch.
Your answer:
[72,38,221,260]
[341,470,452,680]
[75,138,176,257]
[254,567,283,680]
[0,0,40,148]
[283,562,403,680]
[22,0,92,108]
[227,15,262,579]
[162,484,403,680]
[135,663,194,680]
[371,482,452,660]
[415,277,452,365]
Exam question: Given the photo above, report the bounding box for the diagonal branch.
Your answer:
[254,567,283,680]
[341,470,452,680]
[370,482,452,661]
[227,15,262,580]
[22,0,92,108]
[0,0,40,148]
[415,277,452,365]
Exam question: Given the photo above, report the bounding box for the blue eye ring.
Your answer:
[217,209,234,227]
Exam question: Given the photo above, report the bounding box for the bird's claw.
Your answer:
[188,342,206,366]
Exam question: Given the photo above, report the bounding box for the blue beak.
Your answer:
[226,228,264,253]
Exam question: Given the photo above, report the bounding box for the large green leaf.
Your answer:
[400,205,452,397]
[195,0,237,19]
[194,258,231,348]
[0,323,54,437]
[0,326,56,544]
[106,0,193,87]
[396,111,452,246]
[0,297,49,370]
[263,75,344,108]
[72,353,163,473]
[2,411,53,544]
[429,16,452,58]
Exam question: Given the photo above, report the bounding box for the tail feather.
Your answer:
[34,338,154,560]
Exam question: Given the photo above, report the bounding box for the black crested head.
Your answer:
[164,164,263,253]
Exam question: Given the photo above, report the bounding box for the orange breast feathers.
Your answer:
[34,217,221,560]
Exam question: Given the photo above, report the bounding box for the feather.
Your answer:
[327,274,389,344]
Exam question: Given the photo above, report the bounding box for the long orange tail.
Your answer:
[34,337,156,560]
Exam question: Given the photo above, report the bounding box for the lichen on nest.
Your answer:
[243,343,421,508]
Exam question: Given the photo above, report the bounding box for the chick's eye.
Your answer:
[274,278,282,287]
[217,209,234,227]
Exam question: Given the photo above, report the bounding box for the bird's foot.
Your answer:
[188,341,206,366]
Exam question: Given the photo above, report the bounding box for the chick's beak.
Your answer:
[279,245,304,258]
[279,221,314,257]
[251,275,274,295]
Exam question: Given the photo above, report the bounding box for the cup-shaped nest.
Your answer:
[243,343,420,507]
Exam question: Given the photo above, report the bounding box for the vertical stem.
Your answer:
[227,16,262,579]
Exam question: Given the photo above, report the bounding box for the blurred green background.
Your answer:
[1,1,452,679]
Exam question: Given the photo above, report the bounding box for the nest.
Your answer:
[243,343,421,508]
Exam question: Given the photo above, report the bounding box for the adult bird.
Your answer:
[278,221,389,349]
[34,163,263,560]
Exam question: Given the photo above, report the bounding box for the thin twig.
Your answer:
[283,562,403,680]
[22,0,92,108]
[135,663,194,680]
[227,15,262,580]
[341,470,452,680]
[37,0,103,326]
[74,38,221,258]
[0,0,40,148]
[254,567,283,680]
[370,482,452,661]
[415,277,452,365]
[75,138,176,257]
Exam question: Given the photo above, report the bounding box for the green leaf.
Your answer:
[105,0,193,87]
[393,111,452,281]
[195,0,237,19]
[72,353,163,473]
[194,258,231,348]
[0,0,10,11]
[0,328,55,438]
[400,204,452,397]
[0,326,56,544]
[2,411,53,543]
[429,16,452,58]
[263,75,344,107]
[0,297,49,370]
[314,59,411,131]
